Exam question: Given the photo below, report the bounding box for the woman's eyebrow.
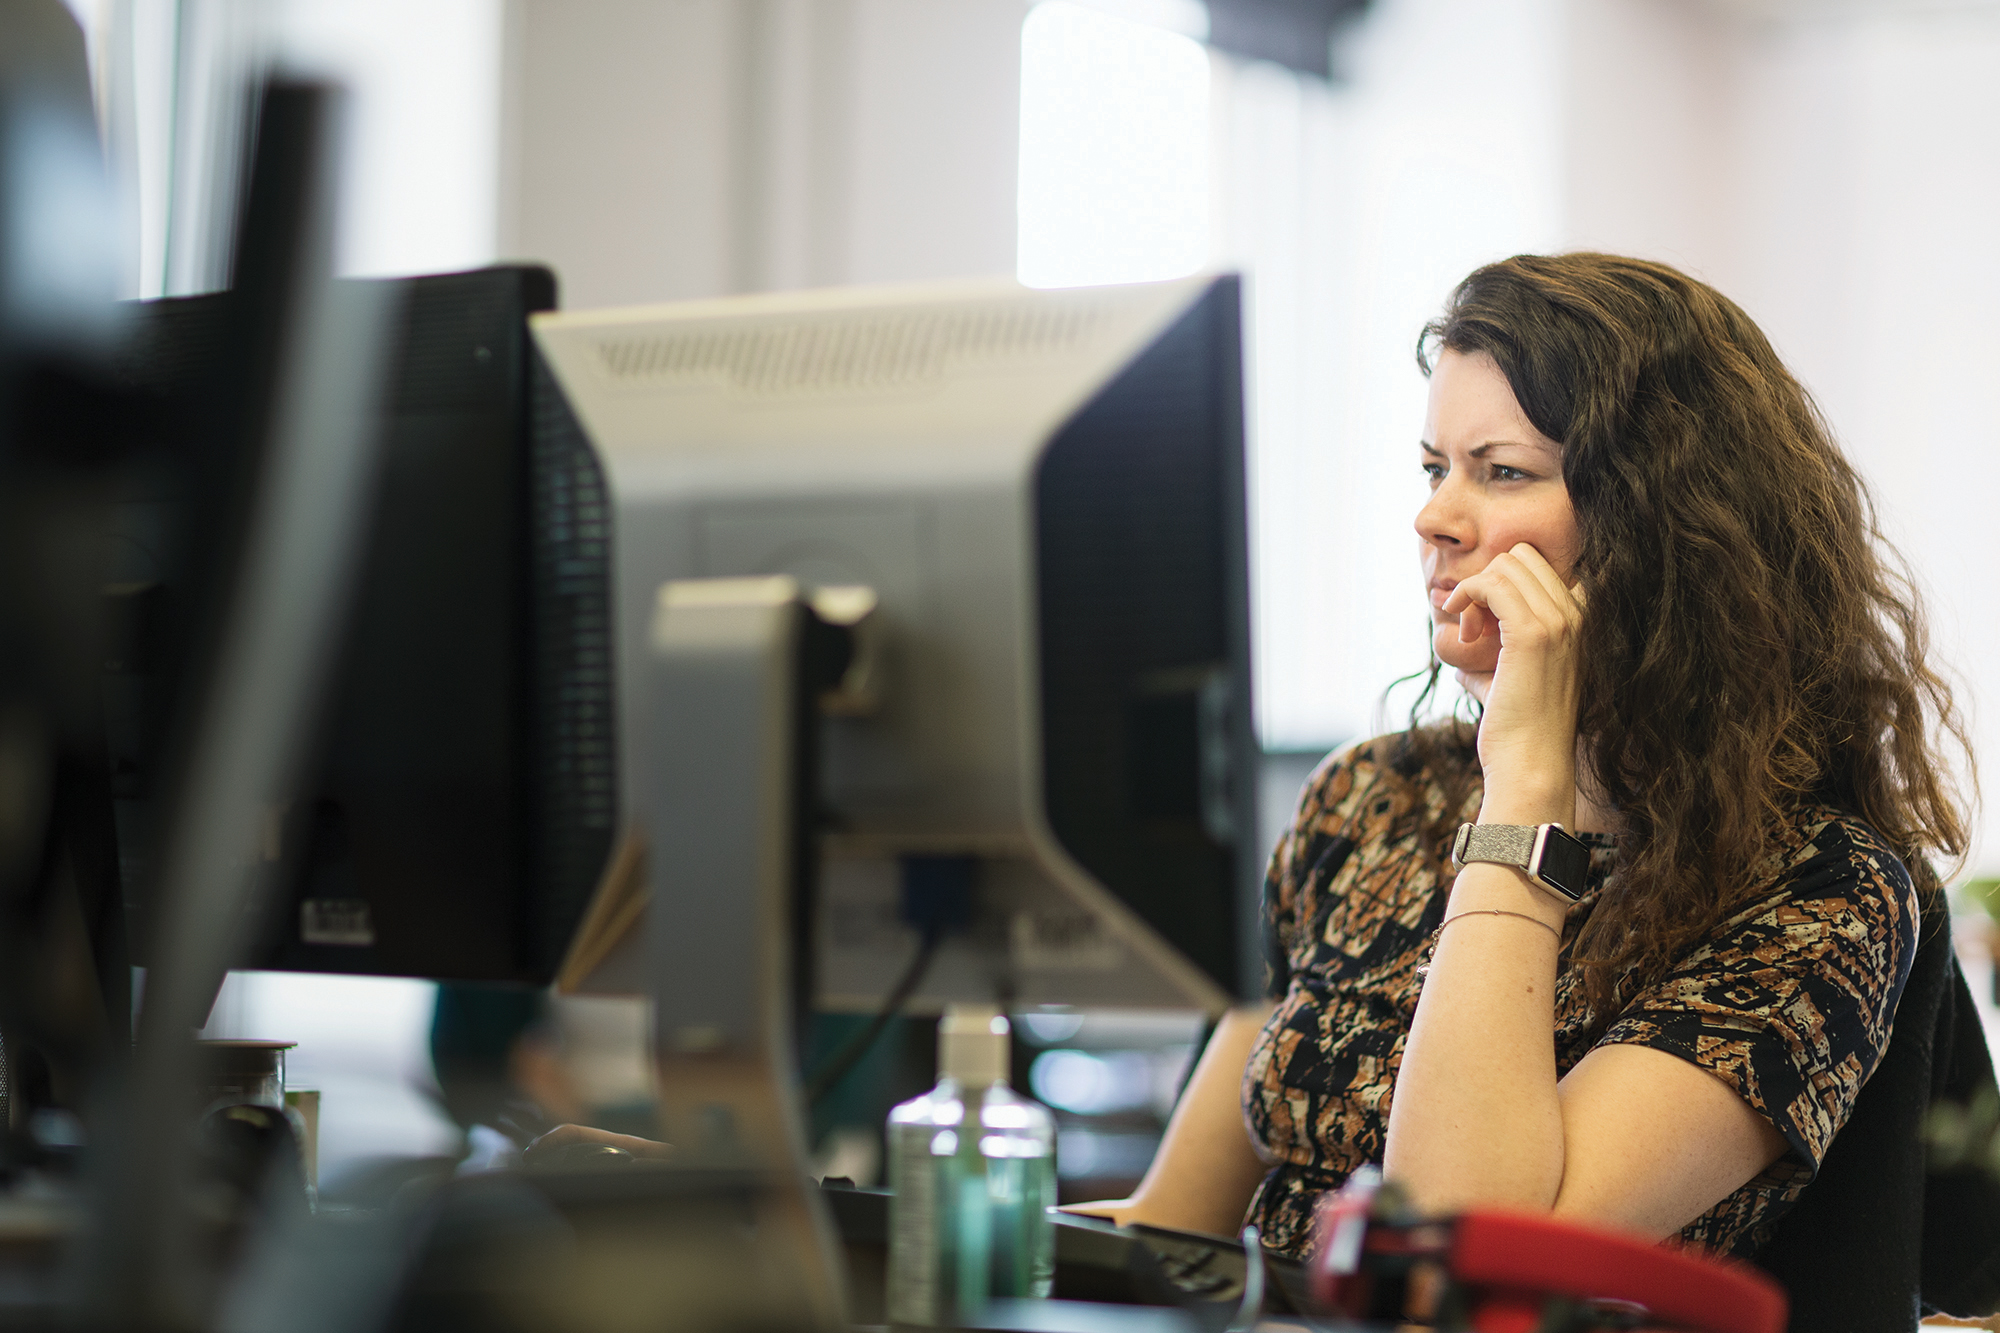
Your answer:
[1421,439,1547,458]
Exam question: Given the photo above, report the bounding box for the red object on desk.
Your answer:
[1307,1176,1788,1333]
[1447,1210,1786,1333]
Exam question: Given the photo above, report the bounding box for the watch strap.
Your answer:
[1452,822,1591,902]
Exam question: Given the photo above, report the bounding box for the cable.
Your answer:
[804,926,943,1107]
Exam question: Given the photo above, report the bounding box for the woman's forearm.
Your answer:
[1072,1004,1273,1236]
[1382,841,1570,1214]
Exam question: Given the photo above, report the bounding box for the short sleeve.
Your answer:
[1595,814,1920,1181]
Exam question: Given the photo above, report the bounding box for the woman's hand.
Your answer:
[1442,542,1584,824]
[523,1123,674,1162]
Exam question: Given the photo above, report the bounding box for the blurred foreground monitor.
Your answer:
[113,264,617,986]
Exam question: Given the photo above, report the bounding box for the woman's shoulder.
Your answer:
[1758,804,1917,909]
[1717,803,1922,967]
[1290,725,1481,835]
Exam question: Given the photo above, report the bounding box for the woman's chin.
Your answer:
[1432,628,1499,677]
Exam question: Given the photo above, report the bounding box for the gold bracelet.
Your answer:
[1413,908,1561,981]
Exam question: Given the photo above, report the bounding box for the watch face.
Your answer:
[1533,826,1591,901]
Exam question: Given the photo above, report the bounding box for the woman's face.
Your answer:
[1415,348,1579,678]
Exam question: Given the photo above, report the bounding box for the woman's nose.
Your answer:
[1415,477,1473,549]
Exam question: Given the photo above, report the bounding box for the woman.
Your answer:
[1080,252,1972,1264]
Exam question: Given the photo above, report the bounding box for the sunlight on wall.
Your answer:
[1017,1,1211,289]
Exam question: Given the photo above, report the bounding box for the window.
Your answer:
[1017,2,1211,290]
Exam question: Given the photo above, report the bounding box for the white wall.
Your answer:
[498,0,739,306]
[1561,0,1738,274]
[497,0,1022,309]
[843,0,1022,284]
[1555,0,2000,874]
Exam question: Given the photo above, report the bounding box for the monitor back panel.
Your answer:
[532,275,1255,1011]
[117,265,615,984]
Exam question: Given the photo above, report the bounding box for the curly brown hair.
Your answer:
[1413,252,1973,1020]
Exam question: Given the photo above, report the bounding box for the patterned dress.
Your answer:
[1241,731,1920,1259]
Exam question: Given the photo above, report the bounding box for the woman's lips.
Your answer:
[1428,578,1457,611]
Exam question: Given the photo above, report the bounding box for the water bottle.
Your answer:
[886,1005,1056,1326]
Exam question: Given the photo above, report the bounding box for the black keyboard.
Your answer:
[818,1184,1312,1326]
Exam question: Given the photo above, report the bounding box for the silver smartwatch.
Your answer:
[1451,822,1591,902]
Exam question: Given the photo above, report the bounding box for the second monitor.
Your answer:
[533,274,1258,1013]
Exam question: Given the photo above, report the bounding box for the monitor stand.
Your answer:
[641,574,849,1327]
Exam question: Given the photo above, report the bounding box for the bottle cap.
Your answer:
[938,1004,1009,1087]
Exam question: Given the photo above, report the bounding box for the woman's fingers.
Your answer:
[1448,546,1583,800]
[1457,598,1493,644]
[1444,548,1574,649]
[1507,543,1584,625]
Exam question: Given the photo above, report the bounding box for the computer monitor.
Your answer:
[530,274,1258,1013]
[112,264,617,985]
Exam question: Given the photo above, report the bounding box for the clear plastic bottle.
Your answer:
[977,1077,1057,1302]
[886,1005,1056,1327]
[886,1066,965,1326]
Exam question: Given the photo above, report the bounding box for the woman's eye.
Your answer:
[1490,464,1529,482]
[1421,462,1444,485]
